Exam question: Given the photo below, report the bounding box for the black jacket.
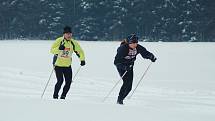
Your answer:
[114,44,155,67]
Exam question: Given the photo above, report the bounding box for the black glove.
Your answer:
[125,65,133,71]
[80,60,86,66]
[59,45,65,50]
[150,56,157,62]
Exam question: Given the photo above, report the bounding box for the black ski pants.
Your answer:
[116,66,134,100]
[53,66,72,98]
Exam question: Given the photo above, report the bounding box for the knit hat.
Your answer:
[126,34,138,43]
[63,26,72,33]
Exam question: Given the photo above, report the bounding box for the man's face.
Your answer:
[64,32,72,40]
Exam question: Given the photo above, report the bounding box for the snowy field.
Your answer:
[0,40,215,121]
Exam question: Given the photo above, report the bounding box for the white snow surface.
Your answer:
[0,40,215,121]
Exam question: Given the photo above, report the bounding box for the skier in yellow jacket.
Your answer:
[50,26,85,99]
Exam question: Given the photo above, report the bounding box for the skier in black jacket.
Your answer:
[114,34,157,105]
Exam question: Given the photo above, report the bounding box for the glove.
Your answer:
[150,56,157,62]
[80,60,86,66]
[59,45,65,50]
[125,65,133,71]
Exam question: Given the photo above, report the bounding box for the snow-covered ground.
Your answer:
[0,40,215,121]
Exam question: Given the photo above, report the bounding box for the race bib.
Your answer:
[124,48,137,60]
[60,48,70,58]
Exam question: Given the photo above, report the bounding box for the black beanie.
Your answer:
[126,34,138,43]
[63,26,72,33]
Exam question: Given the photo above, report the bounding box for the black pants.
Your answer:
[53,66,72,98]
[116,66,133,100]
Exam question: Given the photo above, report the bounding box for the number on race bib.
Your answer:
[60,48,70,58]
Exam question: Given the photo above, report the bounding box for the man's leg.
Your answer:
[61,67,72,99]
[53,66,64,99]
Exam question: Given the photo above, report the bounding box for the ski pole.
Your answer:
[41,67,55,99]
[72,66,82,82]
[128,62,153,99]
[102,70,128,102]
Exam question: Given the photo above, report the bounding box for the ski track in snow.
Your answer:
[1,66,215,110]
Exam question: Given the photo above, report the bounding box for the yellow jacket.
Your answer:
[50,37,85,67]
